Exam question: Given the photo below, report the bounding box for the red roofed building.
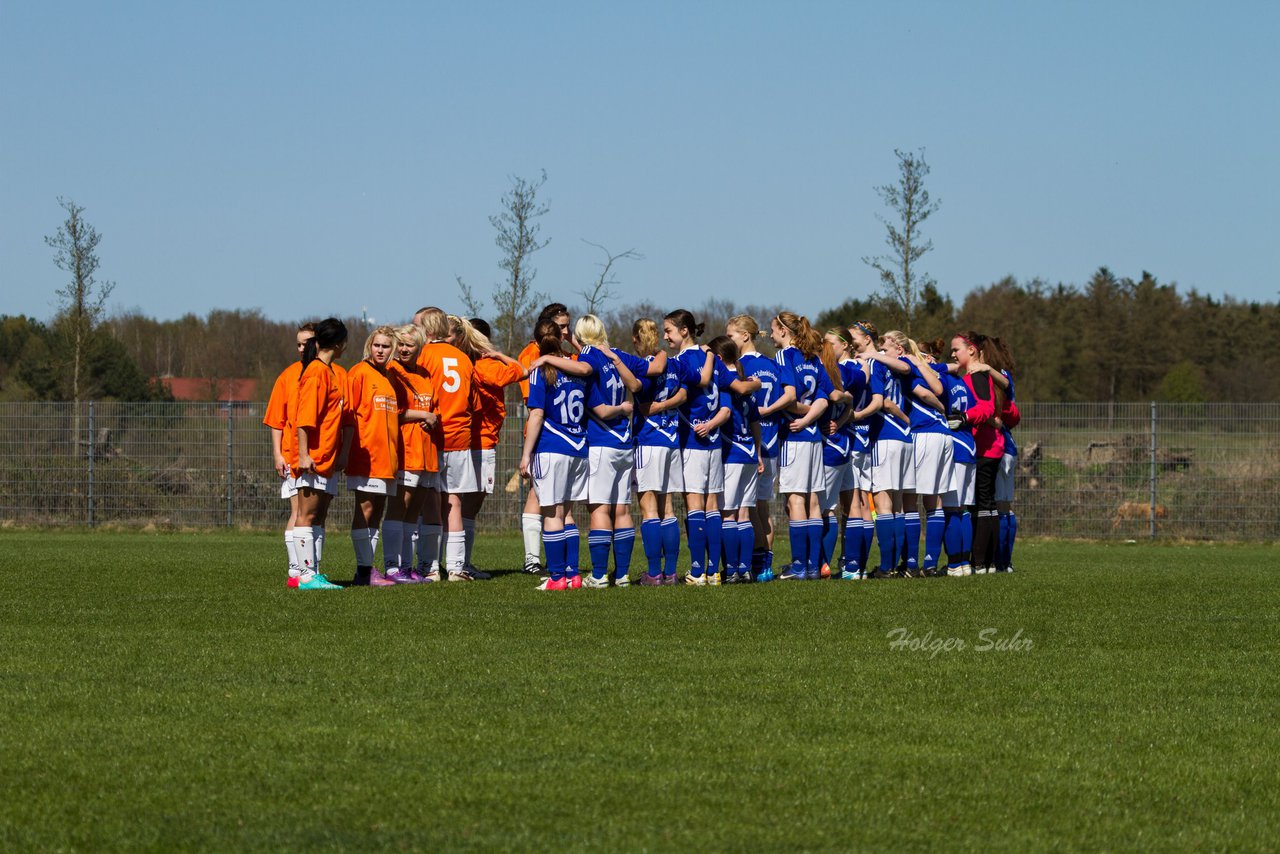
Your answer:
[159,377,261,402]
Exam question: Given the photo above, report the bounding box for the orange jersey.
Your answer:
[344,360,401,479]
[471,357,525,449]
[388,360,439,473]
[517,341,540,401]
[417,342,474,452]
[263,361,304,464]
[293,359,346,477]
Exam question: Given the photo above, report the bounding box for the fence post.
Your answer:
[226,404,234,527]
[87,400,95,528]
[1149,401,1157,540]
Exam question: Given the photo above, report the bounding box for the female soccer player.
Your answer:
[708,335,764,583]
[727,314,795,582]
[518,303,576,574]
[632,318,691,586]
[822,328,869,579]
[981,338,1021,572]
[926,338,976,577]
[290,318,349,591]
[448,315,526,577]
[263,322,314,587]
[343,326,406,586]
[520,319,592,590]
[665,309,759,585]
[383,324,439,583]
[770,311,833,581]
[574,314,655,588]
[417,308,481,582]
[845,321,881,578]
[850,328,912,579]
[952,332,1003,574]
[886,331,952,577]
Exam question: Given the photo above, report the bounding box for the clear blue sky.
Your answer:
[3,1,1277,325]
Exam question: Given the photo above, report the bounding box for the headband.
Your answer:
[853,322,874,338]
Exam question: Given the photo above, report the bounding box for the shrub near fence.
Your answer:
[0,401,1277,540]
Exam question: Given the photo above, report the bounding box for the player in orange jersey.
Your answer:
[416,307,482,581]
[448,315,526,576]
[383,323,441,582]
[345,325,420,586]
[290,318,349,590]
[263,322,315,586]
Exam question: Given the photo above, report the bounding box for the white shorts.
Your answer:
[723,462,759,510]
[397,469,440,490]
[294,471,338,496]
[633,445,684,494]
[477,448,497,495]
[532,452,588,507]
[821,459,856,512]
[870,440,912,493]
[347,475,394,495]
[681,447,724,495]
[851,450,871,491]
[279,475,297,499]
[995,452,1016,502]
[588,445,633,505]
[779,441,823,495]
[943,461,976,508]
[441,448,480,494]
[913,432,955,496]
[755,455,778,501]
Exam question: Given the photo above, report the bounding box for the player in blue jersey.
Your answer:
[922,338,977,577]
[664,309,760,585]
[708,336,765,584]
[770,311,834,581]
[844,321,881,579]
[814,333,854,578]
[574,314,663,588]
[852,329,914,579]
[823,329,870,579]
[631,318,692,585]
[519,320,597,591]
[727,314,796,582]
[896,334,955,577]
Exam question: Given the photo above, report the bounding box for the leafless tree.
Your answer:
[577,240,643,316]
[862,148,941,335]
[488,171,551,352]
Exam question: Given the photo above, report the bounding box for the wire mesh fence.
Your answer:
[0,401,1277,539]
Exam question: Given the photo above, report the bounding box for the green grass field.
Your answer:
[2,533,1278,851]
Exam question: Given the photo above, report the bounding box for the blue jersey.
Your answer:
[821,358,864,466]
[579,345,646,449]
[740,352,793,460]
[674,347,735,450]
[868,359,911,444]
[721,390,760,465]
[908,360,950,436]
[634,354,691,449]
[526,367,588,458]
[943,372,976,464]
[776,346,834,444]
[849,358,873,453]
[1000,370,1017,457]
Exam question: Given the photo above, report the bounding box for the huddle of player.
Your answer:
[264,301,1021,591]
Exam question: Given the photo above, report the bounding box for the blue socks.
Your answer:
[563,524,580,577]
[686,511,706,577]
[738,523,754,575]
[640,519,662,577]
[903,511,920,570]
[613,526,635,580]
[705,511,723,576]
[661,517,680,576]
[842,517,859,571]
[589,529,612,580]
[821,514,839,569]
[722,520,740,577]
[875,515,897,571]
[787,521,808,570]
[924,508,945,571]
[543,529,567,581]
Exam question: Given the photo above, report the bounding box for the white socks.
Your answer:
[522,513,543,564]
[285,529,301,578]
[293,526,317,578]
[445,530,466,573]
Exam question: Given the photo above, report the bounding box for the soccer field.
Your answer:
[2,533,1278,851]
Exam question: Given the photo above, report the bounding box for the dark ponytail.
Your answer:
[302,317,349,371]
[664,309,704,341]
[707,335,744,381]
